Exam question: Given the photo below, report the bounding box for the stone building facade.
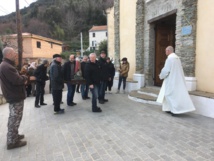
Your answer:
[111,0,197,90]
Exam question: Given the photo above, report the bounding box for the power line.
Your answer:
[0,5,10,15]
[24,0,29,5]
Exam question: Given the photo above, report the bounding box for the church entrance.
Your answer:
[154,14,176,86]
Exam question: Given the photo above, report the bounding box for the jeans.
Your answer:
[118,76,127,90]
[52,89,62,112]
[90,85,99,110]
[81,84,89,99]
[66,82,76,105]
[98,81,107,100]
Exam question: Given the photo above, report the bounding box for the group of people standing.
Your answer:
[0,46,131,149]
[0,45,196,150]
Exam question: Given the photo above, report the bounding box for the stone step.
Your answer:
[128,90,161,105]
[138,86,160,97]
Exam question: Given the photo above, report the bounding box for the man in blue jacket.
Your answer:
[50,54,64,114]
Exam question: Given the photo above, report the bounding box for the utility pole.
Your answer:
[80,32,83,57]
[16,0,23,70]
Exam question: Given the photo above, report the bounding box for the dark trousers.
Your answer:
[98,81,107,100]
[118,76,127,90]
[81,84,89,99]
[35,82,45,105]
[26,84,32,96]
[76,84,80,92]
[52,89,62,112]
[90,85,99,110]
[106,77,114,91]
[66,82,76,105]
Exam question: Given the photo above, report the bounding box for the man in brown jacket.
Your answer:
[0,47,28,150]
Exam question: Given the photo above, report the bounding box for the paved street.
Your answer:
[0,90,214,161]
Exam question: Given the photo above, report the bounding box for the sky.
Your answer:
[0,0,37,16]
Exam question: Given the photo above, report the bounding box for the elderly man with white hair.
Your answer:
[85,53,102,112]
[0,47,28,149]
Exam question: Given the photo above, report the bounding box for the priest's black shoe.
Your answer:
[35,105,40,108]
[40,103,47,106]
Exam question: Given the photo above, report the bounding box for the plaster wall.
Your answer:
[196,0,214,93]
[89,31,107,49]
[107,7,115,60]
[31,38,62,58]
[120,0,137,78]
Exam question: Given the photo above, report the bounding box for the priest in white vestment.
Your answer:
[156,46,195,115]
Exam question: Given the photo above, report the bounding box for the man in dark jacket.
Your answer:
[34,60,49,108]
[98,51,109,104]
[50,54,64,114]
[0,47,27,149]
[85,53,102,112]
[62,54,80,106]
[80,55,90,100]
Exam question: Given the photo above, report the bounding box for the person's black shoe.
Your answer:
[7,141,27,150]
[35,105,40,108]
[71,102,77,105]
[68,102,77,106]
[92,108,102,112]
[103,99,108,102]
[82,97,86,100]
[54,109,65,114]
[40,103,47,106]
[18,134,25,140]
[99,100,105,104]
[171,113,177,116]
[86,97,90,99]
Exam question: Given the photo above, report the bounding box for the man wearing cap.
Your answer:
[62,54,80,106]
[50,54,64,114]
[0,47,27,149]
[116,57,130,94]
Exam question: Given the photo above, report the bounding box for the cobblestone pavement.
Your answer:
[0,90,214,161]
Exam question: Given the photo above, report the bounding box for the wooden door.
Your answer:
[154,24,175,86]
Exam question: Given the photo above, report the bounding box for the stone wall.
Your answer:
[114,0,120,68]
[135,0,144,74]
[178,0,197,76]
